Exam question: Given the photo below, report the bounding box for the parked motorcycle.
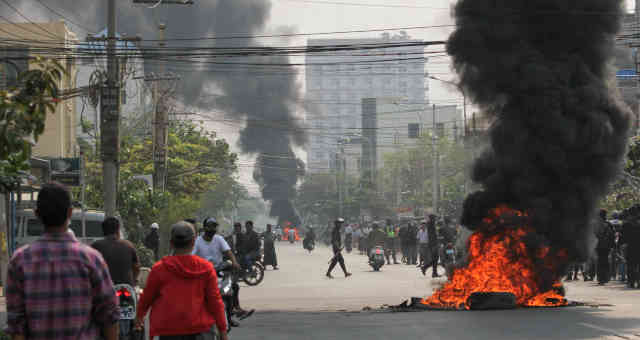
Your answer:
[369,246,386,271]
[114,283,142,340]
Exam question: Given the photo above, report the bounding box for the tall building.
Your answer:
[358,97,461,178]
[0,21,79,158]
[305,36,428,173]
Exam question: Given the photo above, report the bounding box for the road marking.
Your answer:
[578,322,640,339]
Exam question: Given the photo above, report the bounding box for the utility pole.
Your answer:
[432,104,439,215]
[101,0,119,217]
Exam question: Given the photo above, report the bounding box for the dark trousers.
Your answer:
[597,248,611,284]
[327,251,348,275]
[628,255,640,288]
[407,244,418,265]
[385,239,397,264]
[430,247,440,277]
[419,244,430,265]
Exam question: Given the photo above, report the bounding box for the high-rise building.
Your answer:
[305,36,428,173]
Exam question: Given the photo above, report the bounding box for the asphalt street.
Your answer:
[234,241,640,340]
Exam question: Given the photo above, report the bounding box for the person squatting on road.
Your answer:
[262,224,279,270]
[92,217,140,287]
[6,182,120,340]
[326,218,352,278]
[135,221,229,340]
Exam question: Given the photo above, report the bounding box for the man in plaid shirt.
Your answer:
[5,182,119,340]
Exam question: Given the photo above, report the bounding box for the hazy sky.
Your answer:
[8,0,635,197]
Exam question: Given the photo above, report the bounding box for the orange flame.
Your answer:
[422,205,568,310]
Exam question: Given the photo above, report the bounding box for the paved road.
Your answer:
[234,242,640,339]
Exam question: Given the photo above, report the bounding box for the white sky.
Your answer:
[220,0,461,194]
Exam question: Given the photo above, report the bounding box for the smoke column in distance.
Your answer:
[452,0,631,272]
[11,0,307,223]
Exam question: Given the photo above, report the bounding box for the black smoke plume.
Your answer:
[14,0,306,224]
[452,0,631,272]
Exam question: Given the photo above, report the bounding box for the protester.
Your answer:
[353,226,362,255]
[622,219,640,288]
[192,218,250,321]
[418,222,430,273]
[596,209,614,285]
[407,222,419,265]
[135,221,229,340]
[145,222,160,261]
[345,224,353,253]
[426,214,440,277]
[263,224,279,270]
[303,226,316,253]
[92,217,140,286]
[326,218,352,278]
[243,221,261,268]
[384,219,399,265]
[5,182,119,340]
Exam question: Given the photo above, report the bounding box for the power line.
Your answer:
[31,0,98,34]
[0,0,60,40]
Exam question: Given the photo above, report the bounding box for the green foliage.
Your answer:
[0,58,65,192]
[83,120,239,254]
[135,242,155,268]
[603,136,640,211]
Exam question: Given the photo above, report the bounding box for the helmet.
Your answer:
[203,217,218,230]
[150,222,159,230]
[336,217,345,223]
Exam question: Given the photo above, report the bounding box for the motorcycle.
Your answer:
[369,246,386,271]
[215,261,235,334]
[240,255,265,286]
[114,283,142,340]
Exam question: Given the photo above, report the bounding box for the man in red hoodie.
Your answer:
[135,221,228,340]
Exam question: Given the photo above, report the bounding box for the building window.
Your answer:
[121,89,127,105]
[408,123,420,138]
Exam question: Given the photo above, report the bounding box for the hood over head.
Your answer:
[161,255,212,279]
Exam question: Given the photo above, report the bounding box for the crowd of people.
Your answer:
[566,208,640,288]
[321,214,460,279]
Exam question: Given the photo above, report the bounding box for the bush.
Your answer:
[135,243,156,268]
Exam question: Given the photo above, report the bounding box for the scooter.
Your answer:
[215,261,235,333]
[369,246,386,271]
[114,284,142,340]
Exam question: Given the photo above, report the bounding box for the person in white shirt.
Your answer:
[418,222,430,271]
[192,218,252,322]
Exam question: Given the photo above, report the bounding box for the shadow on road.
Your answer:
[233,306,640,340]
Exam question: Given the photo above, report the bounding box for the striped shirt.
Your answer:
[5,232,119,339]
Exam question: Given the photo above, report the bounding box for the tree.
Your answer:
[0,58,64,192]
[82,119,239,252]
[603,136,640,211]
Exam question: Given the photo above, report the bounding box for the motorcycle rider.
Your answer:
[92,217,140,287]
[192,217,251,322]
[243,221,261,269]
[368,223,387,262]
[326,218,352,279]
